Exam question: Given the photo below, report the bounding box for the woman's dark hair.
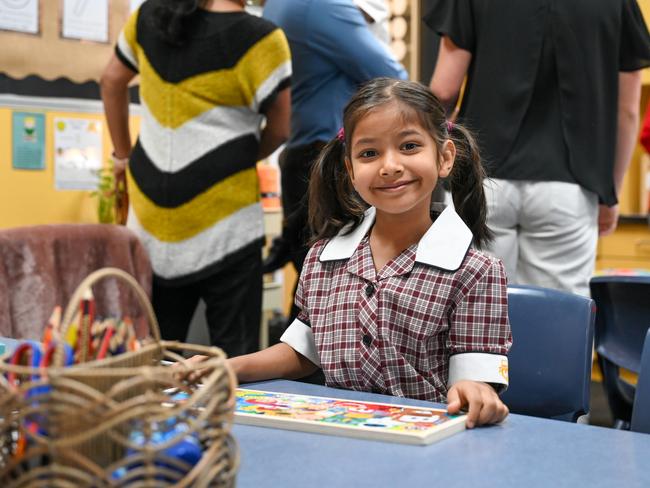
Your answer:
[150,0,203,45]
[309,77,492,247]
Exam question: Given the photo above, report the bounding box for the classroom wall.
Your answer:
[0,1,129,84]
[0,0,136,229]
[0,108,95,228]
[1,1,650,229]
[637,0,650,85]
[0,108,140,229]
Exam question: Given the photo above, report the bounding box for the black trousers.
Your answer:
[152,248,262,358]
[279,141,326,321]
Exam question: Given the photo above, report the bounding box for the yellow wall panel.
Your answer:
[0,108,140,229]
[641,0,650,85]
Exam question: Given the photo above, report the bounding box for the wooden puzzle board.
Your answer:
[234,388,466,446]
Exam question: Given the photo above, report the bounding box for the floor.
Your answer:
[589,381,614,428]
[588,361,638,428]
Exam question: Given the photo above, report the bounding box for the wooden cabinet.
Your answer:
[596,219,650,271]
[642,1,650,86]
[369,0,423,81]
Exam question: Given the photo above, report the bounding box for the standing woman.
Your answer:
[101,0,291,356]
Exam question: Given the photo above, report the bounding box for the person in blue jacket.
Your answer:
[262,0,407,324]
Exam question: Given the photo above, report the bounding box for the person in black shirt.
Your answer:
[424,0,650,296]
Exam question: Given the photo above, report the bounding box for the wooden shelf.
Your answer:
[596,221,650,271]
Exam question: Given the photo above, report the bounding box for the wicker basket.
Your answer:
[0,268,239,487]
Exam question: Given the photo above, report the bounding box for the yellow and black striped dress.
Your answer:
[116,4,291,285]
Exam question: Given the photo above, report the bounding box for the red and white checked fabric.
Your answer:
[290,208,512,403]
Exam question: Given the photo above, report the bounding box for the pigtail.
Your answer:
[447,123,492,248]
[308,138,367,243]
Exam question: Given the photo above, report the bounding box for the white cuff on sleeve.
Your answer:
[280,318,321,367]
[448,353,509,387]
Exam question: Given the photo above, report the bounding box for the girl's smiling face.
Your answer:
[345,101,455,221]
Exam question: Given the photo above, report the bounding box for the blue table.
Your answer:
[233,380,650,488]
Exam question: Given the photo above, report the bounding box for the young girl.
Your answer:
[226,78,511,428]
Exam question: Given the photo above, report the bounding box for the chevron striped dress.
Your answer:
[115,3,291,285]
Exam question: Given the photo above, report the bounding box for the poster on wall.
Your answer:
[0,0,39,34]
[62,0,109,43]
[12,111,45,170]
[54,117,103,190]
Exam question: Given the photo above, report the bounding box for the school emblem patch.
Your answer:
[499,359,509,382]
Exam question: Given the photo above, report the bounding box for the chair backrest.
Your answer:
[590,276,650,373]
[501,285,596,422]
[0,224,151,340]
[631,328,650,434]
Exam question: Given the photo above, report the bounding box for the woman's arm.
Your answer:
[100,54,137,167]
[598,70,643,236]
[614,70,642,197]
[257,87,291,161]
[429,36,472,116]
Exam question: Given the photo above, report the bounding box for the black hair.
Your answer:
[149,0,203,45]
[308,77,492,248]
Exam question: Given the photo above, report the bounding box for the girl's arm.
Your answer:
[447,258,512,427]
[229,342,319,383]
[180,343,318,383]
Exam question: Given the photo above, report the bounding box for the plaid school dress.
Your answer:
[281,206,512,402]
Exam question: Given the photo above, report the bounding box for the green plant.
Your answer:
[91,165,117,224]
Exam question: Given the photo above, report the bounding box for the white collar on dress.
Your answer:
[319,204,473,271]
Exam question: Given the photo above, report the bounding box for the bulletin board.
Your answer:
[0,1,142,228]
[0,0,130,83]
[0,107,141,229]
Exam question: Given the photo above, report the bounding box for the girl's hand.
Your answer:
[172,354,210,383]
[446,380,509,428]
[173,354,243,384]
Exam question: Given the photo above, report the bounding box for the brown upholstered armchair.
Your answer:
[0,224,151,340]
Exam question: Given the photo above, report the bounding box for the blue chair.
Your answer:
[501,285,596,422]
[631,328,650,434]
[589,276,650,429]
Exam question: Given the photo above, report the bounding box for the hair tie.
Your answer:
[336,127,345,142]
[446,121,454,134]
